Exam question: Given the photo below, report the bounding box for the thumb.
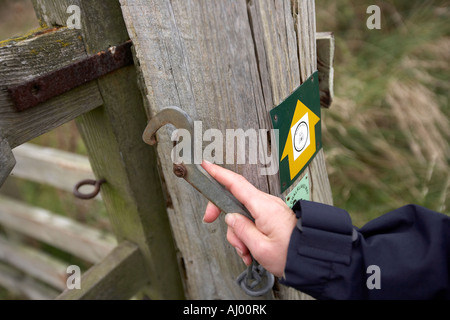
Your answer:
[225,213,267,257]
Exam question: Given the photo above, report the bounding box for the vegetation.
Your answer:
[317,0,449,226]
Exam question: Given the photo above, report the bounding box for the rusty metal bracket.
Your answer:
[8,40,134,112]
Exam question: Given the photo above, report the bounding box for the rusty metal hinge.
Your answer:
[8,40,134,112]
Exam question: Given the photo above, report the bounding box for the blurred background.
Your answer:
[317,0,449,226]
[0,0,448,299]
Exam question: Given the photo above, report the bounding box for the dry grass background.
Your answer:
[317,0,449,225]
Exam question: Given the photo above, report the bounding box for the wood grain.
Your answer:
[0,195,116,264]
[0,137,15,187]
[0,235,68,290]
[32,0,185,299]
[0,262,59,300]
[316,31,335,109]
[120,0,332,299]
[0,27,103,149]
[57,241,147,300]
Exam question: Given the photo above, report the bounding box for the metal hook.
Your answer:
[73,179,106,200]
[143,106,274,296]
[143,107,252,221]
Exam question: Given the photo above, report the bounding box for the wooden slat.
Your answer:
[247,0,331,300]
[0,195,116,264]
[0,236,67,290]
[121,0,274,300]
[11,143,96,195]
[0,27,103,149]
[32,0,185,300]
[57,241,147,300]
[0,262,59,300]
[316,32,335,109]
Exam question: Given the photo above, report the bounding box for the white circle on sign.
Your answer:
[293,121,309,153]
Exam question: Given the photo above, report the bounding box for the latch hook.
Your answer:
[143,106,274,296]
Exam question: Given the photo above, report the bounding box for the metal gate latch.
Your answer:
[143,106,274,297]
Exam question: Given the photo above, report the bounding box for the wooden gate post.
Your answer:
[31,0,185,299]
[120,0,332,299]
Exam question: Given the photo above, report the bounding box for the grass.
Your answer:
[317,0,449,225]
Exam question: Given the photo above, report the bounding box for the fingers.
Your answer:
[201,161,261,215]
[226,228,252,266]
[225,213,266,263]
[203,201,221,223]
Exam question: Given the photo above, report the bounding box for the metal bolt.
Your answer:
[173,164,187,178]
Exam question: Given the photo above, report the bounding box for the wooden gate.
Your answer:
[0,0,334,300]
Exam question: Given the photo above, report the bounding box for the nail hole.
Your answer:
[31,84,41,96]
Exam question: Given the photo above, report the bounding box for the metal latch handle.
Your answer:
[143,106,274,297]
[143,107,252,221]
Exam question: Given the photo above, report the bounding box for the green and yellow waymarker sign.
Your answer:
[270,71,322,193]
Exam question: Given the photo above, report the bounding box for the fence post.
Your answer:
[31,0,185,299]
[120,0,332,299]
[0,137,15,186]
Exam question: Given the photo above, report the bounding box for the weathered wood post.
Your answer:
[120,0,332,299]
[31,0,185,299]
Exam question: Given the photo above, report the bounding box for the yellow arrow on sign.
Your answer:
[281,99,320,180]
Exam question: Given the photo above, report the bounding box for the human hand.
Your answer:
[201,161,297,278]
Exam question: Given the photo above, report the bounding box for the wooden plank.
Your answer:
[121,0,332,300]
[11,143,96,195]
[247,0,331,300]
[32,0,185,300]
[316,32,335,109]
[0,136,15,187]
[0,236,68,290]
[0,262,59,300]
[0,195,116,264]
[0,27,103,149]
[57,241,147,300]
[121,0,274,299]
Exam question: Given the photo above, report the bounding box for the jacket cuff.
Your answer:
[280,200,355,299]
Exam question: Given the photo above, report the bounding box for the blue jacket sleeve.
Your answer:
[279,200,450,300]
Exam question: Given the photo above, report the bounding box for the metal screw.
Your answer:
[173,164,187,178]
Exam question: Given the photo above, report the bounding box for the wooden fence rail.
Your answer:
[11,143,97,195]
[0,143,116,298]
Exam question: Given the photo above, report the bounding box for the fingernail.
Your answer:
[235,247,243,256]
[225,213,235,227]
[202,160,212,165]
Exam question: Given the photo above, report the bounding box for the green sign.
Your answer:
[270,71,322,193]
[285,173,310,208]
